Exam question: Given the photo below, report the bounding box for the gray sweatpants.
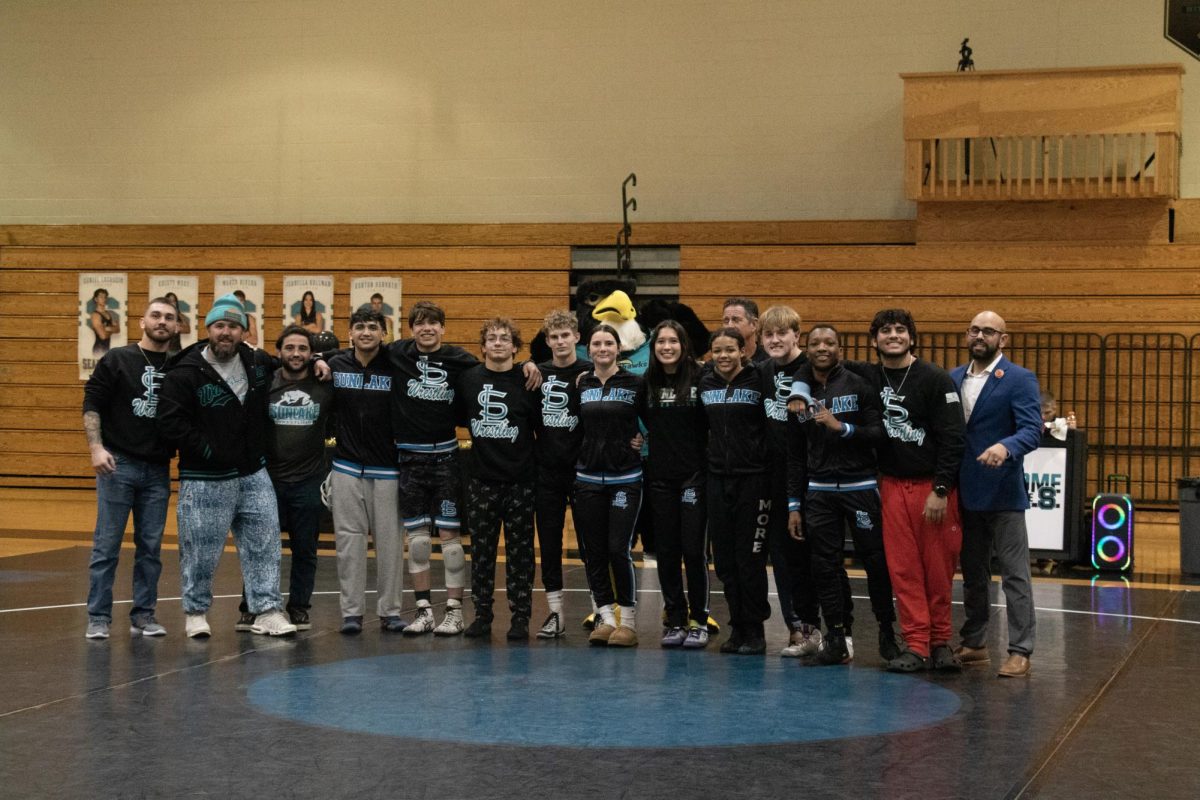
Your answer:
[331,470,404,618]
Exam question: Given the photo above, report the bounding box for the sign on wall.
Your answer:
[1024,446,1067,550]
[283,276,334,334]
[148,274,198,354]
[350,277,403,344]
[78,273,127,379]
[213,274,264,350]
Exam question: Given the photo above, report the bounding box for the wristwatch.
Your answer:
[933,484,949,499]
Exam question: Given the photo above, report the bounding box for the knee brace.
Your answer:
[441,536,466,589]
[408,529,432,574]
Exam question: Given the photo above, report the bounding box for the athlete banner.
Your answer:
[1024,446,1068,550]
[350,277,402,344]
[213,274,264,350]
[78,273,128,379]
[283,276,334,334]
[148,274,198,354]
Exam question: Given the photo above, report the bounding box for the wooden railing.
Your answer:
[902,64,1184,202]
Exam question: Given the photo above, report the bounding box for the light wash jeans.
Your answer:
[177,468,283,615]
[87,454,170,623]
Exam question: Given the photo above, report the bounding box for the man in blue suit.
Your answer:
[950,311,1043,678]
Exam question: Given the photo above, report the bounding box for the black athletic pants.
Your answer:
[534,465,574,593]
[768,464,820,630]
[708,472,771,637]
[466,478,536,623]
[574,479,642,608]
[805,486,894,631]
[647,472,709,627]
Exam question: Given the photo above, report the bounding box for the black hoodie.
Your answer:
[157,341,273,480]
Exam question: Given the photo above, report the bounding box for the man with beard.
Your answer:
[158,293,296,638]
[951,311,1042,678]
[83,298,179,639]
[234,324,333,633]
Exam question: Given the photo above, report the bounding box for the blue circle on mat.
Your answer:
[247,649,962,747]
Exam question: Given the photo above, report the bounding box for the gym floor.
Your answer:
[3,521,1199,800]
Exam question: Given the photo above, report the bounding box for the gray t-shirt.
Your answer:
[203,346,249,403]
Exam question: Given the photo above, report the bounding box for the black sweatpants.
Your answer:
[805,486,894,631]
[647,472,709,627]
[466,478,536,623]
[573,480,642,608]
[534,465,574,593]
[768,466,819,630]
[708,472,771,637]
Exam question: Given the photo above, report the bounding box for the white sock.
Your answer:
[618,605,636,629]
[599,603,617,627]
[547,591,563,615]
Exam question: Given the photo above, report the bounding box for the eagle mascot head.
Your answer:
[530,276,710,369]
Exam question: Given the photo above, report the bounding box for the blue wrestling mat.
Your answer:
[247,648,963,747]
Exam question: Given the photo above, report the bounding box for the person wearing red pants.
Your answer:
[846,309,966,672]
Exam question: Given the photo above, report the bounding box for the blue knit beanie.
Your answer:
[205,293,248,328]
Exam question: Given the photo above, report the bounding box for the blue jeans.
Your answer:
[177,469,283,615]
[87,455,170,622]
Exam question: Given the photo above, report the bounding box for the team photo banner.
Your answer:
[148,274,198,354]
[213,274,264,349]
[283,276,334,335]
[350,277,402,344]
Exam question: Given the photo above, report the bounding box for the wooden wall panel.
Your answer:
[916,199,1172,243]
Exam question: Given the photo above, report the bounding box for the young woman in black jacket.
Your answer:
[699,327,774,655]
[575,324,646,648]
[642,321,709,649]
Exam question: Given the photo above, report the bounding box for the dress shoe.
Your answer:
[953,644,990,665]
[997,653,1031,678]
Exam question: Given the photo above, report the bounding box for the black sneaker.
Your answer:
[234,612,256,632]
[507,619,529,640]
[719,629,745,654]
[930,644,962,672]
[380,615,408,633]
[810,632,851,666]
[886,650,931,673]
[878,624,903,662]
[464,618,492,638]
[737,635,767,655]
[340,616,363,635]
[288,609,311,631]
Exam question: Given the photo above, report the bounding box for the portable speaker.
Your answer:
[1091,493,1134,571]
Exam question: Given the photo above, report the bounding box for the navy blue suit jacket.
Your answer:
[950,355,1043,512]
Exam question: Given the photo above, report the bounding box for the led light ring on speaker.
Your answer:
[1096,503,1126,531]
[1095,535,1127,564]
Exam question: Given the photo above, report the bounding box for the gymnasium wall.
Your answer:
[1,1,1196,225]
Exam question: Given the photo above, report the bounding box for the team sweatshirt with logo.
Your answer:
[785,361,884,498]
[387,338,481,453]
[575,368,645,484]
[642,372,707,481]
[535,357,592,472]
[327,349,397,473]
[842,358,965,488]
[699,363,773,476]
[82,344,173,463]
[457,363,539,482]
[157,342,273,480]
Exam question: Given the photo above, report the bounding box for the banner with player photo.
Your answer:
[283,276,334,335]
[148,274,198,355]
[213,274,264,350]
[78,273,128,379]
[350,277,402,344]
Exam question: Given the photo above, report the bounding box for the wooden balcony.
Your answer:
[902,64,1183,202]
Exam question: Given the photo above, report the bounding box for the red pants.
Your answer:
[880,476,962,657]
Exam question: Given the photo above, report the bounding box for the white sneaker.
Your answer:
[185,613,211,639]
[782,624,823,657]
[536,612,565,639]
[251,610,298,637]
[404,604,436,635]
[846,636,855,660]
[433,606,465,636]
